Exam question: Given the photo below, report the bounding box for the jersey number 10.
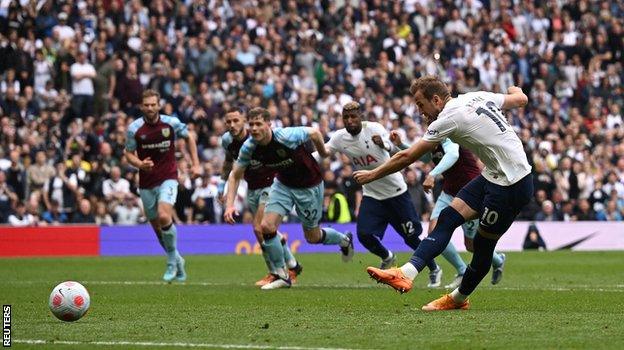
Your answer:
[477,101,508,132]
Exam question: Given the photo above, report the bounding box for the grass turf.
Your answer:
[2,251,624,349]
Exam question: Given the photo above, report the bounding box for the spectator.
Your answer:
[41,199,69,224]
[8,201,37,227]
[70,50,96,119]
[114,197,141,225]
[42,162,78,215]
[574,199,596,221]
[523,224,547,251]
[72,199,96,223]
[0,170,18,223]
[535,200,561,222]
[102,166,131,203]
[94,201,114,226]
[27,151,55,194]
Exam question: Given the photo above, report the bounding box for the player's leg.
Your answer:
[463,218,505,285]
[356,196,394,268]
[248,188,276,286]
[259,181,294,289]
[156,180,184,282]
[140,187,172,281]
[387,191,442,287]
[443,175,533,309]
[296,182,353,261]
[366,175,485,293]
[431,192,467,285]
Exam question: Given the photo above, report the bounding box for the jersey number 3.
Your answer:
[477,101,508,132]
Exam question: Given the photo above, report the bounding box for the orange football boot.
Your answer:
[421,294,470,311]
[255,274,277,286]
[366,267,413,294]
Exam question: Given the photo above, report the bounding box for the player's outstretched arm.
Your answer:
[353,139,438,185]
[223,163,245,224]
[501,86,528,110]
[185,133,201,178]
[307,127,329,158]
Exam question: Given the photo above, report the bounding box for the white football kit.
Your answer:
[327,122,407,200]
[422,91,532,186]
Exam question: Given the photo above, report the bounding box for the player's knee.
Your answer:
[157,212,170,227]
[304,229,322,244]
[260,220,277,235]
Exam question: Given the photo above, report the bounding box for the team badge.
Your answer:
[277,149,287,158]
[161,128,170,138]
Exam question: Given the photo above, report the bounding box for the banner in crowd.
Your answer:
[1,222,623,257]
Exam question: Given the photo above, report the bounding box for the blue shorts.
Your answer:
[265,180,323,230]
[431,191,479,239]
[457,174,534,236]
[139,179,178,221]
[247,187,271,214]
[357,191,423,239]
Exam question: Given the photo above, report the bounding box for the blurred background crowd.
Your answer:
[1,0,623,227]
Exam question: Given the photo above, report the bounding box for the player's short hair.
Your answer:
[225,106,245,118]
[409,76,450,100]
[142,89,160,102]
[342,101,361,114]
[247,107,270,121]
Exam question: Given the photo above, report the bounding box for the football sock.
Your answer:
[491,251,504,268]
[161,222,179,265]
[260,242,275,273]
[450,288,468,303]
[321,227,349,247]
[400,262,419,280]
[409,206,465,272]
[458,230,498,296]
[279,234,297,269]
[263,234,287,278]
[441,242,468,275]
[357,231,389,259]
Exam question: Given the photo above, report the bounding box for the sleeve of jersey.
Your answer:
[275,127,310,149]
[326,133,339,155]
[167,116,189,138]
[125,128,137,152]
[429,139,459,177]
[235,139,255,168]
[422,117,457,143]
[483,91,505,108]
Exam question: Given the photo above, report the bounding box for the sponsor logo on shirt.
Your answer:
[141,140,171,149]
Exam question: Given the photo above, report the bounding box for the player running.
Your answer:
[125,89,201,282]
[224,107,354,290]
[219,108,302,286]
[390,133,506,289]
[355,76,533,310]
[325,102,441,286]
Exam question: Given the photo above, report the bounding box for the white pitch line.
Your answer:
[5,280,624,292]
[13,339,362,350]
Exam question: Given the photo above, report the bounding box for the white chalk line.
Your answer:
[13,339,363,350]
[5,280,624,292]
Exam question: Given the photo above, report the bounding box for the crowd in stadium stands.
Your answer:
[1,0,623,227]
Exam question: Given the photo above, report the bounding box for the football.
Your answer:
[48,281,90,322]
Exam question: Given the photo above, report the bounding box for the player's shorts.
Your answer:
[431,191,479,239]
[247,186,271,214]
[357,190,423,239]
[265,180,323,230]
[457,174,534,237]
[139,179,178,221]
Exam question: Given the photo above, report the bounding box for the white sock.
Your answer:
[400,262,418,280]
[450,288,468,303]
[286,259,297,269]
[276,267,289,280]
[383,250,394,261]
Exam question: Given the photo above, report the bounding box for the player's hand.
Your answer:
[139,157,154,172]
[353,170,375,185]
[190,164,202,179]
[371,135,384,148]
[423,175,435,193]
[223,206,238,224]
[389,131,403,146]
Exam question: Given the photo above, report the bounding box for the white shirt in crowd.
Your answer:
[70,61,96,95]
[423,91,532,186]
[102,178,131,199]
[327,121,407,200]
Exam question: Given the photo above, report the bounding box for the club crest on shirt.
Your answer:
[277,149,287,158]
[161,128,170,138]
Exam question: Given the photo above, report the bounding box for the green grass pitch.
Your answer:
[2,251,624,349]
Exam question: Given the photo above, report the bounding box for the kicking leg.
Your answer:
[259,211,290,290]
